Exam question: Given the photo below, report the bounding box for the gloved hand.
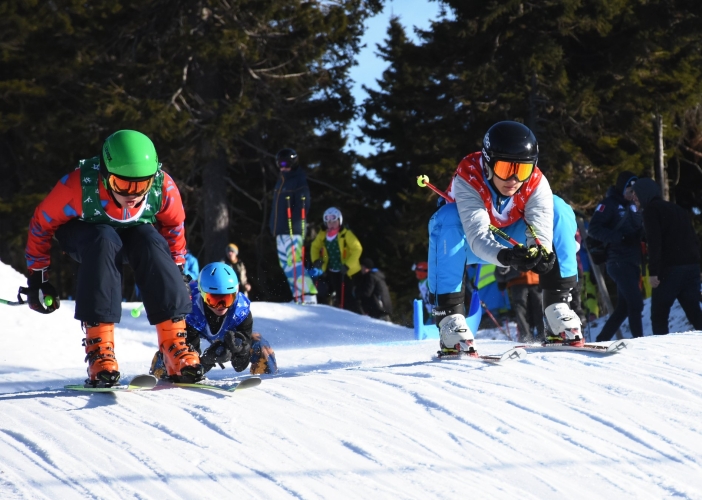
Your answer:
[497,245,542,272]
[307,266,324,279]
[200,340,232,368]
[532,248,556,275]
[497,281,507,292]
[225,331,251,372]
[340,264,350,276]
[26,268,60,314]
[313,259,324,270]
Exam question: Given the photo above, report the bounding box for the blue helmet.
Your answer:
[198,262,239,297]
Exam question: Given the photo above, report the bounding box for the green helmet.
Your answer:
[102,130,159,179]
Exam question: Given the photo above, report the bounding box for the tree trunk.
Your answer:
[201,141,230,264]
[653,114,669,201]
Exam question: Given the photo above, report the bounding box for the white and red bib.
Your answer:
[447,152,543,229]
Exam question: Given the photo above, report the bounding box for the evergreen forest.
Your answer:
[2,0,702,325]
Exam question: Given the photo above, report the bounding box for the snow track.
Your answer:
[1,262,702,498]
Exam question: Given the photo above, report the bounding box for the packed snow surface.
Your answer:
[1,260,701,499]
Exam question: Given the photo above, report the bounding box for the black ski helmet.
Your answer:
[276,148,299,170]
[481,121,538,180]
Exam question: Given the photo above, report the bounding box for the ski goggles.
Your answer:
[492,160,535,182]
[202,292,236,309]
[323,214,340,223]
[106,174,154,197]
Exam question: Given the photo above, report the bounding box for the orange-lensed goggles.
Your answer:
[107,174,154,196]
[492,161,535,182]
[202,292,236,309]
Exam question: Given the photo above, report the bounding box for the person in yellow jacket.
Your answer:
[310,207,363,310]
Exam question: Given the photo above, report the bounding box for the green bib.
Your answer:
[77,156,163,227]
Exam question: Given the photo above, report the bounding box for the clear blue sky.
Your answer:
[347,0,443,157]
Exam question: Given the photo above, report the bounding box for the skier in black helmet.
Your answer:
[269,148,317,303]
[428,121,582,356]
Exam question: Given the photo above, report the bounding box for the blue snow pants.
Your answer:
[428,195,578,303]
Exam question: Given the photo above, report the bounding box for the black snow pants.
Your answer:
[55,220,191,325]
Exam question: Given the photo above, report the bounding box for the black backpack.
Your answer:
[585,235,608,265]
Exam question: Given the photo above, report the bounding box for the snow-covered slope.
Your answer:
[1,260,701,499]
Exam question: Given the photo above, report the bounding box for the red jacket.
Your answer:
[25,168,186,270]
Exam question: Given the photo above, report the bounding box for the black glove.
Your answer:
[26,268,60,314]
[497,281,507,292]
[200,340,232,367]
[313,259,324,270]
[532,248,556,275]
[497,245,542,272]
[224,331,251,372]
[340,264,350,276]
[621,232,641,246]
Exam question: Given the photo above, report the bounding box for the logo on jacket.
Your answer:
[595,204,605,212]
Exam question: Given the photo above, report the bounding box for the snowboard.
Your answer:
[64,374,158,393]
[436,347,527,364]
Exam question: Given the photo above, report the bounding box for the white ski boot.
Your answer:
[438,314,477,356]
[544,303,584,347]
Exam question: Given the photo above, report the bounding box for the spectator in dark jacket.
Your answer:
[589,171,645,341]
[357,258,393,322]
[633,178,702,335]
[269,148,317,303]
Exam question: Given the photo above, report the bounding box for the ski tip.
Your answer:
[235,377,262,391]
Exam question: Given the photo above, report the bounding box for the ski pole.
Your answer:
[480,300,507,337]
[340,247,346,309]
[300,196,306,300]
[285,196,299,303]
[1,287,53,307]
[489,224,523,248]
[131,303,145,318]
[489,224,540,259]
[416,175,453,203]
[526,223,551,257]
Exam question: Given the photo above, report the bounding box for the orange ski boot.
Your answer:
[155,317,204,383]
[83,322,121,387]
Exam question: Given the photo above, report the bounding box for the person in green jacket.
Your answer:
[310,207,363,311]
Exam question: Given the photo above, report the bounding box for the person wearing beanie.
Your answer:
[222,243,251,296]
[357,258,393,321]
[269,148,318,304]
[632,178,702,335]
[589,170,645,341]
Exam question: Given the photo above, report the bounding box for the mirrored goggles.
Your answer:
[107,174,154,196]
[492,160,535,182]
[202,292,236,309]
[324,215,339,223]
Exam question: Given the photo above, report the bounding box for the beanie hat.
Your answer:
[225,243,239,255]
[360,257,374,269]
[615,171,637,195]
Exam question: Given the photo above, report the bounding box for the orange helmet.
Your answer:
[413,261,428,280]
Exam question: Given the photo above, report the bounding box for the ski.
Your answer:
[159,377,262,395]
[64,374,158,393]
[436,347,526,364]
[516,339,631,354]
